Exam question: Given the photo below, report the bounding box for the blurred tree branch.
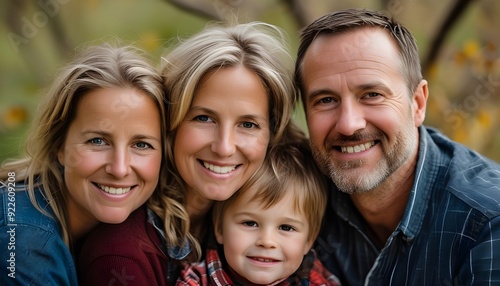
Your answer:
[282,0,310,28]
[5,0,45,82]
[5,0,72,82]
[163,0,224,21]
[422,0,476,75]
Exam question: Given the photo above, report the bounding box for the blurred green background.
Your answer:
[1,0,499,162]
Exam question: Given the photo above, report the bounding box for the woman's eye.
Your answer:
[241,122,258,129]
[89,138,106,145]
[135,142,153,149]
[195,115,211,122]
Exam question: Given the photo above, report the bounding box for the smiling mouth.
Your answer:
[202,161,237,174]
[95,183,133,195]
[337,141,376,153]
[248,256,280,263]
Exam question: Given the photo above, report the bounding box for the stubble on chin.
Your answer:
[310,130,414,195]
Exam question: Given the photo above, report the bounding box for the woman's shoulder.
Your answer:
[0,181,59,233]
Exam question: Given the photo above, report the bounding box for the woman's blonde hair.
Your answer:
[0,43,166,248]
[149,21,296,260]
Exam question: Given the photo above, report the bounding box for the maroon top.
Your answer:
[77,205,176,285]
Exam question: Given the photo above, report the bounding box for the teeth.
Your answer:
[203,162,236,174]
[341,141,375,154]
[253,257,276,262]
[98,184,131,195]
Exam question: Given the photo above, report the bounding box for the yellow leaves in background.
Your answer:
[137,31,161,53]
[463,41,480,58]
[1,105,28,131]
[452,108,495,152]
[454,40,479,66]
[438,39,500,160]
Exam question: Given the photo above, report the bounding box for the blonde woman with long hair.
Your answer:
[0,43,166,285]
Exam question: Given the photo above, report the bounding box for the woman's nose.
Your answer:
[105,147,131,178]
[211,126,236,157]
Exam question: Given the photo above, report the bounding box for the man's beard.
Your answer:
[311,125,417,195]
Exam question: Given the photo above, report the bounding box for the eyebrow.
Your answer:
[307,88,337,99]
[307,81,390,99]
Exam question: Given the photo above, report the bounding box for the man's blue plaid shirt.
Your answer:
[315,126,500,285]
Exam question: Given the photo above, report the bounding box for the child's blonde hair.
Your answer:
[213,124,328,242]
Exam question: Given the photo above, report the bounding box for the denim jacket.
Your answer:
[0,181,77,285]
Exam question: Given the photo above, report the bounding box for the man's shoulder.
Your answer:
[424,127,500,217]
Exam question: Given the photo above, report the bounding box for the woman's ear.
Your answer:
[58,149,65,166]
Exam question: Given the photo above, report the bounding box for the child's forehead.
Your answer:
[241,183,305,209]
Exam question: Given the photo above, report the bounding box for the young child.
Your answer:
[177,128,341,285]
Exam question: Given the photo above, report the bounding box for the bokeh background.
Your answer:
[1,0,499,162]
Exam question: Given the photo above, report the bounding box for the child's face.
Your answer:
[215,187,313,285]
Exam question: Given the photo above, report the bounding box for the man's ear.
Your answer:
[412,79,429,127]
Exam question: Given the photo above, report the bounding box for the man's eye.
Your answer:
[366,92,382,98]
[319,97,333,104]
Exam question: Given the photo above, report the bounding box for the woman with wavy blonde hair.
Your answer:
[78,22,298,285]
[0,43,166,285]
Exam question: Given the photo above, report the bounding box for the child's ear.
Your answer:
[214,226,224,244]
[303,238,314,255]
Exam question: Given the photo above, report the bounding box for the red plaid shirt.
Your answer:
[176,247,341,286]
